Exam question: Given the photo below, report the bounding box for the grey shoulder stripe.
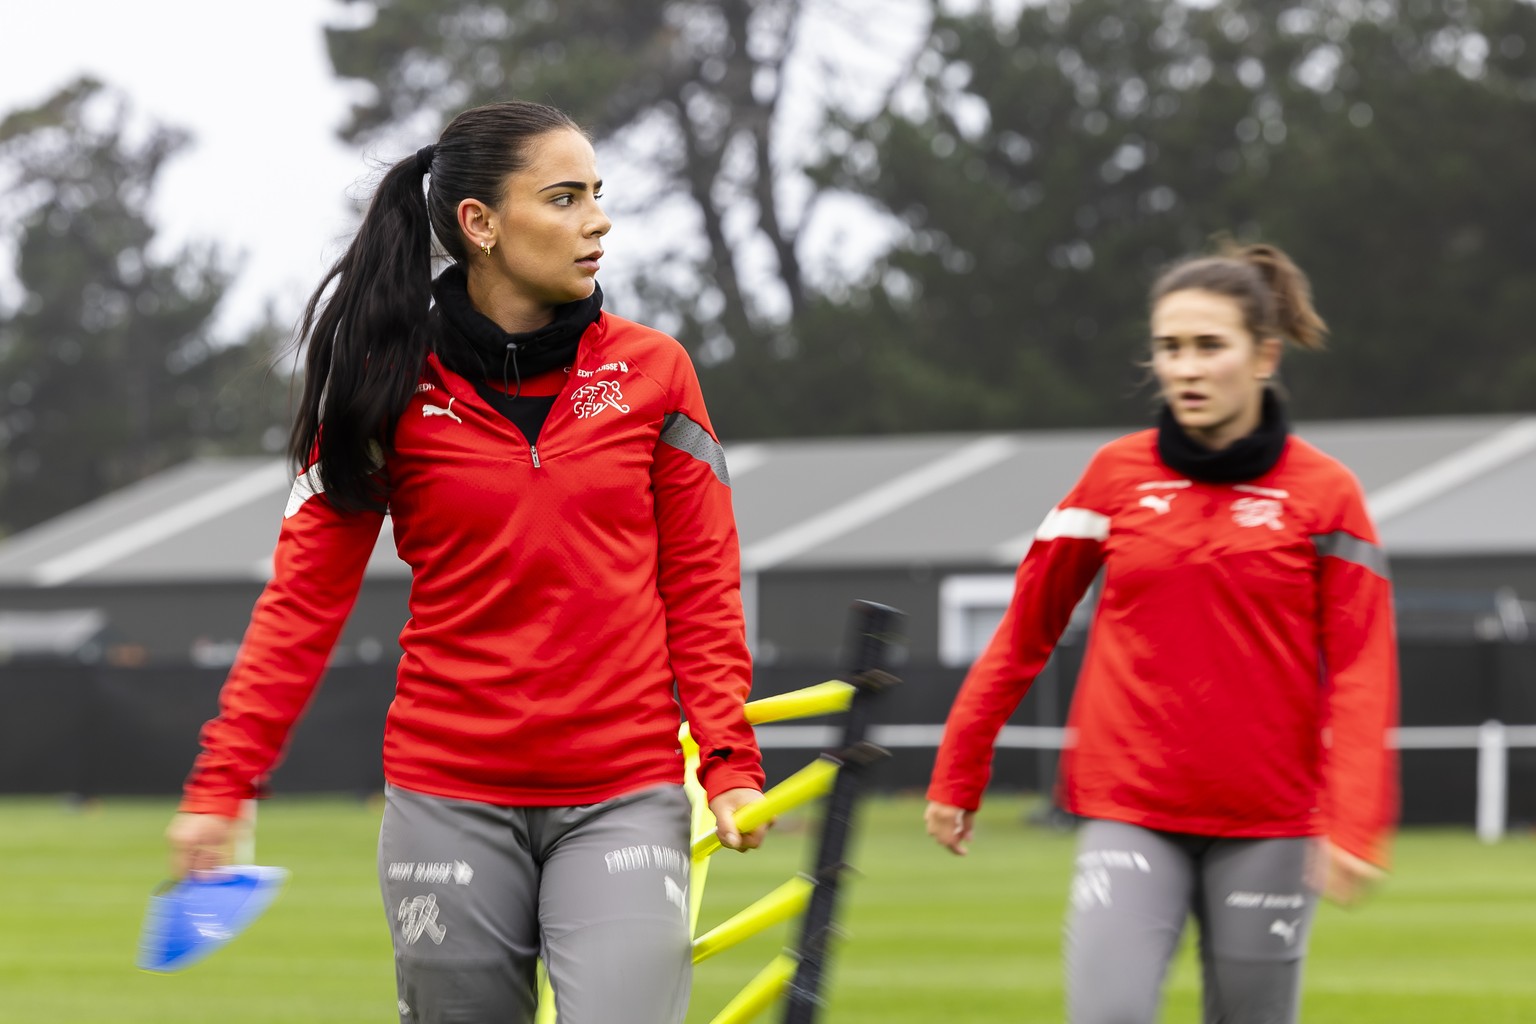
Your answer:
[660,412,730,486]
[1311,531,1390,580]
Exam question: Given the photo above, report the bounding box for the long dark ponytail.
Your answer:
[289,100,582,513]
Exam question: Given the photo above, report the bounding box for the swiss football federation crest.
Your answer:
[1232,497,1284,530]
[571,381,631,419]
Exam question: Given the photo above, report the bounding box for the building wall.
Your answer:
[755,567,951,664]
[1391,554,1536,596]
[0,580,411,666]
[755,554,1536,664]
[5,643,1532,829]
[3,552,1530,669]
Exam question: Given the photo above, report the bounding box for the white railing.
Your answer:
[755,721,1536,844]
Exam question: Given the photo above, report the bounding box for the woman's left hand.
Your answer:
[1309,838,1385,906]
[709,787,770,852]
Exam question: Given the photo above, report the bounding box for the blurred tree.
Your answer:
[324,0,1536,436]
[1252,0,1536,416]
[817,0,1536,428]
[0,78,289,536]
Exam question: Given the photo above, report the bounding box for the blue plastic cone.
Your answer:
[136,865,289,973]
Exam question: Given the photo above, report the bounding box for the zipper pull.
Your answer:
[530,444,541,468]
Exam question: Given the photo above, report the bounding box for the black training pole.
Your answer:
[781,600,906,1024]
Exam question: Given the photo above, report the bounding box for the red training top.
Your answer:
[928,430,1399,866]
[182,312,764,817]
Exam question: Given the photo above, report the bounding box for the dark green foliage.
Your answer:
[0,79,289,535]
[816,0,1536,431]
[329,0,1536,437]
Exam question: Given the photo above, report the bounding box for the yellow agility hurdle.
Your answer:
[537,601,905,1024]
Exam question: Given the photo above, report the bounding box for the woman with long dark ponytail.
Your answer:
[167,101,766,1023]
[925,241,1399,1023]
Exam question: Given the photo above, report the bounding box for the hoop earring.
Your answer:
[480,240,494,257]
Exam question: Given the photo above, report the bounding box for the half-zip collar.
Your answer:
[429,263,603,451]
[430,262,602,384]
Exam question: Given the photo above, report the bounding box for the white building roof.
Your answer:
[1,414,1532,587]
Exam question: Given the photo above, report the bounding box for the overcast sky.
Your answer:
[0,0,379,338]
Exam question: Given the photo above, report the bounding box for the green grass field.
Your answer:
[2,793,1533,1023]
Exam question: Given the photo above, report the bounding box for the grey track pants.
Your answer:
[1064,819,1317,1024]
[379,782,693,1024]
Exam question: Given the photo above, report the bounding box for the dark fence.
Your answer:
[2,665,392,800]
[3,641,1533,827]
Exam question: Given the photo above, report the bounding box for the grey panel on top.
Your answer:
[660,412,729,486]
[1312,531,1391,580]
[1378,449,1536,554]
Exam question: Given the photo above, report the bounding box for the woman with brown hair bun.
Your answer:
[926,240,1398,1024]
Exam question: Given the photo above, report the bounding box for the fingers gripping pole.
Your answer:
[691,759,839,860]
[682,623,899,1024]
[533,670,869,1024]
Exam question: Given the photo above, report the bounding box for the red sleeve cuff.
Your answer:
[700,764,767,804]
[176,794,250,818]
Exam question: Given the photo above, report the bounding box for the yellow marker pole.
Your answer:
[521,677,852,1024]
[706,953,799,1024]
[681,731,714,935]
[744,680,852,725]
[691,758,838,860]
[679,679,852,755]
[692,876,813,964]
[534,960,556,1024]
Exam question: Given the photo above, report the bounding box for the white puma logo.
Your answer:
[663,876,688,919]
[1138,493,1176,515]
[1269,918,1300,946]
[423,397,462,424]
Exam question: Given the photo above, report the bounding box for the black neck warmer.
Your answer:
[1156,388,1290,483]
[430,262,602,383]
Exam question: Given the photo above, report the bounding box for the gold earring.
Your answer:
[481,240,494,256]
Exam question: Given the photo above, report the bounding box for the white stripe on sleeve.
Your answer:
[1034,506,1110,542]
[284,467,325,519]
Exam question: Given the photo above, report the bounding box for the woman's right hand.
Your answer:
[924,800,976,856]
[165,812,241,878]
